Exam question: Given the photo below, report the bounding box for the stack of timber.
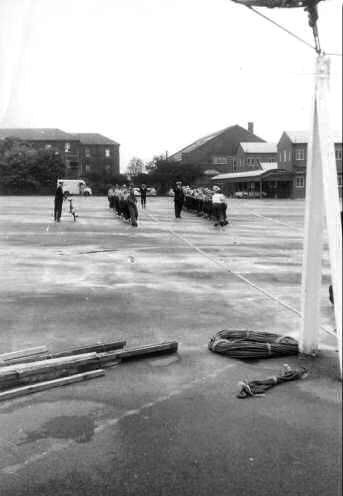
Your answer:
[0,346,49,366]
[0,340,178,401]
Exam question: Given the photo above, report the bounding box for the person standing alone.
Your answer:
[54,181,64,222]
[140,184,147,209]
[173,181,185,219]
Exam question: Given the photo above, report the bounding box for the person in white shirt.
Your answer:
[212,186,228,227]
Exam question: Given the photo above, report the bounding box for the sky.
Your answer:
[0,0,341,171]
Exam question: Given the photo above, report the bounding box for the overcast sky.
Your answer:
[0,0,341,170]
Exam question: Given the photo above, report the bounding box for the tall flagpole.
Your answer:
[300,54,342,377]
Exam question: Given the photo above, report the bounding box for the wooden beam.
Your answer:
[0,353,99,386]
[0,370,105,402]
[51,340,126,359]
[0,346,48,362]
[102,341,178,362]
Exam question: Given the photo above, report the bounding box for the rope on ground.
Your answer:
[208,329,299,358]
[147,211,336,338]
[237,364,308,398]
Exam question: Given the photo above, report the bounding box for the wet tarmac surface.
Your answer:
[0,196,341,495]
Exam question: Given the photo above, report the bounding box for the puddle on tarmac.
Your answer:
[18,415,95,445]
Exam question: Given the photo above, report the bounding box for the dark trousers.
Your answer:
[174,201,183,218]
[213,203,224,224]
[54,199,63,221]
[141,196,146,208]
[128,204,138,226]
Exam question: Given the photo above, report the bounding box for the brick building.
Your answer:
[277,131,342,198]
[168,123,265,174]
[71,133,120,177]
[0,128,120,179]
[212,130,342,199]
[234,142,277,172]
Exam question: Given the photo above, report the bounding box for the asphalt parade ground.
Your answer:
[0,196,341,496]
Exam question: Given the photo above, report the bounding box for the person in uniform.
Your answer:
[140,184,147,209]
[212,186,228,227]
[128,184,138,227]
[173,181,185,219]
[54,181,64,222]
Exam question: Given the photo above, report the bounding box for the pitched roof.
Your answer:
[240,142,277,153]
[284,130,342,144]
[71,133,119,146]
[169,124,265,162]
[0,128,78,141]
[169,128,226,162]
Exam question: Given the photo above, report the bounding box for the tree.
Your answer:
[0,138,66,194]
[127,157,145,177]
[146,159,204,194]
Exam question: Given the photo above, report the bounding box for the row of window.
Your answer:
[296,174,342,188]
[280,148,342,162]
[44,143,112,157]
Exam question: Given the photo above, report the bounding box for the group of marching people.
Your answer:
[181,184,229,227]
[107,184,148,227]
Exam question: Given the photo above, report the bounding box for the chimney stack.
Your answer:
[248,122,254,134]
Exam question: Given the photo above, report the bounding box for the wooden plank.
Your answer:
[0,361,103,391]
[0,352,50,367]
[99,341,178,362]
[0,353,98,380]
[0,346,48,362]
[0,370,105,402]
[51,340,126,359]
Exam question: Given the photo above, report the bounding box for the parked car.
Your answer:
[247,191,267,198]
[234,191,248,199]
[147,187,157,196]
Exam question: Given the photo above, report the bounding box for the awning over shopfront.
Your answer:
[211,167,293,183]
[211,167,294,198]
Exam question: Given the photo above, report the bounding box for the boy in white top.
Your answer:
[212,186,228,227]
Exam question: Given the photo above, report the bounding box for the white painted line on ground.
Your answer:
[1,363,235,476]
[147,211,336,339]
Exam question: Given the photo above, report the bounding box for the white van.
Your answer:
[57,179,92,196]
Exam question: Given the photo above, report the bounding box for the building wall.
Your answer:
[278,134,342,198]
[80,144,120,177]
[234,146,277,172]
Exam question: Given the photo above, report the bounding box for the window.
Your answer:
[105,148,111,158]
[338,174,342,187]
[45,144,52,150]
[288,151,291,161]
[213,156,228,165]
[85,148,91,158]
[85,164,91,173]
[105,165,111,173]
[335,148,342,160]
[283,150,287,162]
[296,176,305,188]
[296,149,305,161]
[65,142,71,153]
